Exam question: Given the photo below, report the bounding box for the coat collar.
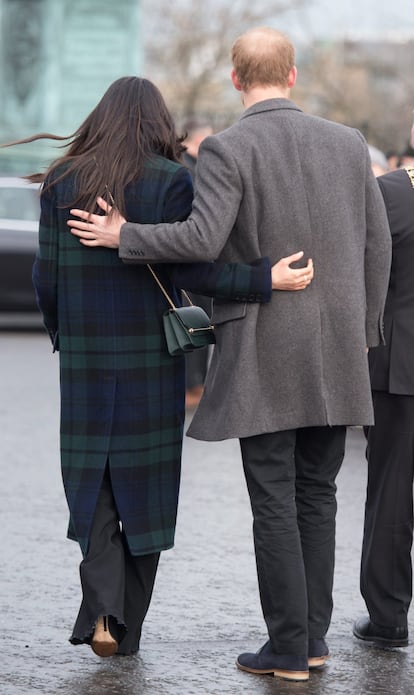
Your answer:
[239,98,302,121]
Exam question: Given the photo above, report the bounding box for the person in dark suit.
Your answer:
[353,165,414,648]
[4,77,309,660]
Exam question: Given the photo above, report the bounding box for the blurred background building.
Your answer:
[0,0,141,175]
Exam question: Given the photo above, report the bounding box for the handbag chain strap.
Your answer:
[146,264,193,310]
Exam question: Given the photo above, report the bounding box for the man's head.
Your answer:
[231,27,296,95]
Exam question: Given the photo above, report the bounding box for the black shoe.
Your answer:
[236,641,309,681]
[353,616,408,648]
[308,638,329,668]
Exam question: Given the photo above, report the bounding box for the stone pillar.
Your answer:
[0,0,142,173]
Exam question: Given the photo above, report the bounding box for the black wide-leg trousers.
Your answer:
[240,425,346,655]
[70,466,160,655]
[361,391,414,628]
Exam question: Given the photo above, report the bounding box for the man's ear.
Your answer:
[287,66,297,89]
[231,69,242,92]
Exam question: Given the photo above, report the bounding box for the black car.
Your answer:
[0,176,40,313]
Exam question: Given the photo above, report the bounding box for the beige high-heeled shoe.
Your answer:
[91,615,118,657]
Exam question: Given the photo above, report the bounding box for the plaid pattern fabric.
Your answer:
[33,155,270,556]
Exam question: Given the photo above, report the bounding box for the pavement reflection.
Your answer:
[1,332,413,694]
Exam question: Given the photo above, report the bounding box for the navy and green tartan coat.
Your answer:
[32,155,270,557]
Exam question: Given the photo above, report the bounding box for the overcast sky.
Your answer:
[276,0,414,42]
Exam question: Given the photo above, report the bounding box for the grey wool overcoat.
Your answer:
[119,99,392,441]
[32,155,271,556]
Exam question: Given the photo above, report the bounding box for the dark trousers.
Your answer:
[361,391,414,628]
[70,467,160,654]
[240,425,346,655]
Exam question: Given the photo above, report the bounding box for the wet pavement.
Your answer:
[1,330,414,695]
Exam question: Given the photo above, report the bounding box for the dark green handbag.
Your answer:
[163,305,215,356]
[148,265,215,357]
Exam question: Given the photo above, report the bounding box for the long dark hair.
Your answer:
[1,77,185,216]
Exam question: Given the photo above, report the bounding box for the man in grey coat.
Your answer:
[68,27,391,682]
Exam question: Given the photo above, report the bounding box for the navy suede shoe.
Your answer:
[236,641,309,681]
[308,638,329,668]
[353,616,408,648]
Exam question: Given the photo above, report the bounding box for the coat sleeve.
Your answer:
[152,161,272,302]
[120,135,240,263]
[32,183,59,350]
[170,258,272,303]
[363,156,392,347]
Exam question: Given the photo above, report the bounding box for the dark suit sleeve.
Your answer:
[362,147,392,346]
[170,257,272,303]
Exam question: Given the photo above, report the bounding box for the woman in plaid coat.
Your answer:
[20,77,309,658]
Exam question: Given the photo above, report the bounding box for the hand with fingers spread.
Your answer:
[67,196,125,248]
[271,251,314,290]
